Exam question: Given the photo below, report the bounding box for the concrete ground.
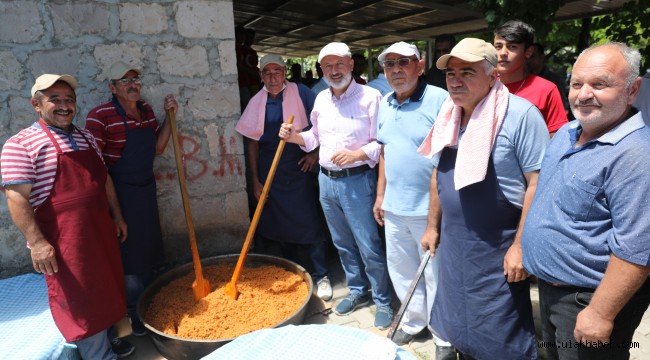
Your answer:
[126,258,650,360]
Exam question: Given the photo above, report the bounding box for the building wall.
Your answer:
[0,0,250,278]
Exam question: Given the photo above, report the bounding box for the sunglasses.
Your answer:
[115,77,142,86]
[381,58,417,69]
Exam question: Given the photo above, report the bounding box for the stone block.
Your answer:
[176,1,234,39]
[188,82,239,120]
[28,48,80,81]
[119,3,167,35]
[50,2,110,38]
[0,1,44,43]
[93,43,144,81]
[0,51,24,91]
[157,44,209,77]
[8,96,34,134]
[218,40,238,76]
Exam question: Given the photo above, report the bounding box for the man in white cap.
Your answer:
[1,74,128,359]
[418,38,549,359]
[279,42,394,329]
[85,61,177,356]
[235,54,332,301]
[371,41,451,350]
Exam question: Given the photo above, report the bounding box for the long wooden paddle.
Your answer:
[168,109,211,301]
[387,252,431,340]
[225,115,295,300]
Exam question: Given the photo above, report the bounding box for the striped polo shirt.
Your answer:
[85,97,160,166]
[1,123,103,210]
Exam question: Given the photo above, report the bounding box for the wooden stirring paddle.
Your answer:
[225,115,295,300]
[168,109,211,301]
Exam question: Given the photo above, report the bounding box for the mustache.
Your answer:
[127,88,139,94]
[574,98,601,107]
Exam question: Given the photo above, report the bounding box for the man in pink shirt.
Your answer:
[279,42,394,330]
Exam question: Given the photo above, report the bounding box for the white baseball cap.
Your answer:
[318,42,351,63]
[259,54,285,70]
[31,74,78,96]
[378,42,421,63]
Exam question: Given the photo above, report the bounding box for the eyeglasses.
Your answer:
[114,77,142,86]
[381,58,416,69]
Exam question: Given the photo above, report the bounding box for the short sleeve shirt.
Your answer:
[522,112,650,288]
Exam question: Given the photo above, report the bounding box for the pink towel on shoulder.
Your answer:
[236,81,309,140]
[417,81,509,190]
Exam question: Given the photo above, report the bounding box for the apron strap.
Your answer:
[38,120,63,154]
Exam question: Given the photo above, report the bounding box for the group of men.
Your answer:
[272,22,647,360]
[1,62,177,359]
[2,17,649,360]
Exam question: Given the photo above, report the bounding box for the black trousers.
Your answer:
[538,277,650,360]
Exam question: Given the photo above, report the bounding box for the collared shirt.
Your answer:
[504,73,568,133]
[310,78,329,95]
[85,97,159,166]
[377,79,447,216]
[367,74,392,97]
[522,111,650,288]
[432,95,549,208]
[301,80,382,170]
[1,123,102,209]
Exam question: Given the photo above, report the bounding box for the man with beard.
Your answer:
[522,42,650,360]
[279,42,394,329]
[1,74,127,359]
[86,61,178,356]
[419,38,549,359]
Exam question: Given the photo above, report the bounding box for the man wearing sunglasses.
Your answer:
[86,61,178,357]
[371,41,453,356]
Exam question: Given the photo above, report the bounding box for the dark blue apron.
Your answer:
[430,147,536,359]
[256,120,323,244]
[108,101,164,275]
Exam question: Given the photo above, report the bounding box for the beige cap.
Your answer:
[108,61,141,80]
[318,42,351,63]
[436,38,498,69]
[378,41,420,63]
[259,54,285,70]
[31,74,78,96]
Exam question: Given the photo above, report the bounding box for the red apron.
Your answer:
[34,121,126,342]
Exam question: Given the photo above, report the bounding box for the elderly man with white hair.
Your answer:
[279,42,394,329]
[236,54,332,301]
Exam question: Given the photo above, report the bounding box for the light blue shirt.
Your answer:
[523,111,650,288]
[432,94,549,208]
[377,80,447,216]
[367,74,392,97]
[310,78,329,94]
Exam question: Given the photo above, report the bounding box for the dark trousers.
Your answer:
[538,278,650,360]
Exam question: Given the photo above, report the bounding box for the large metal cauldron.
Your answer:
[137,254,313,360]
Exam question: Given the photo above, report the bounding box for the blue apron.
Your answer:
[430,147,536,359]
[256,120,323,244]
[108,101,164,275]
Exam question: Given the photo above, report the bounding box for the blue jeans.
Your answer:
[318,169,391,307]
[75,329,115,360]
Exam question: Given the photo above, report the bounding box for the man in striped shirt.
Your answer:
[1,74,128,360]
[85,61,178,352]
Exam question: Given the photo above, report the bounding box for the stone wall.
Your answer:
[0,0,249,278]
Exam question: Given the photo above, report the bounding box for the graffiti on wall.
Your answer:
[156,134,243,181]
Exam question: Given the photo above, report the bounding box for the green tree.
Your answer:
[591,0,650,71]
[470,0,567,40]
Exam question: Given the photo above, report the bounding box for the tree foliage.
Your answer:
[470,0,567,40]
[591,0,650,71]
